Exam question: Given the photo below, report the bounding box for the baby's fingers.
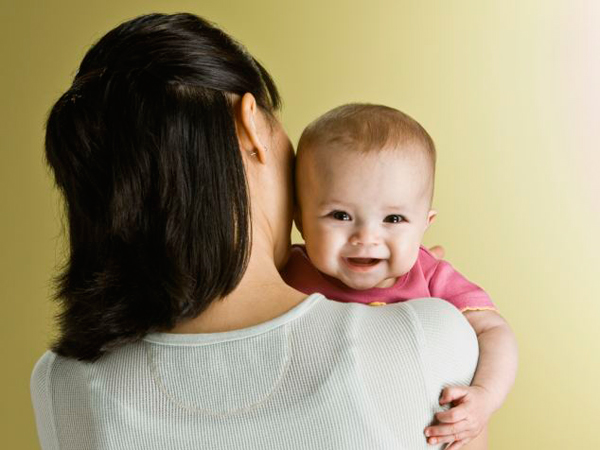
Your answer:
[439,386,468,405]
[445,439,470,450]
[435,403,468,424]
[425,420,469,440]
[425,425,471,446]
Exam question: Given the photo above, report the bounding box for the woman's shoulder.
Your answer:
[315,297,478,381]
[31,351,65,449]
[30,343,147,415]
[356,298,479,396]
[31,345,148,448]
[32,348,102,383]
[31,350,57,383]
[320,296,472,336]
[369,298,478,356]
[32,343,146,387]
[402,297,472,330]
[31,350,67,399]
[31,350,94,406]
[398,298,479,387]
[402,299,479,354]
[306,297,478,440]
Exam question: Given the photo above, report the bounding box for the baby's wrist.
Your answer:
[471,383,505,414]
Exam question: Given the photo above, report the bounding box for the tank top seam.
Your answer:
[144,324,293,417]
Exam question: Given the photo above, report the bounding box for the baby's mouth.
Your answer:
[344,257,382,270]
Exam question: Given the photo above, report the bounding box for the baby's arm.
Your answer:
[424,310,518,449]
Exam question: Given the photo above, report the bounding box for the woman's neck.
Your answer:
[168,246,306,334]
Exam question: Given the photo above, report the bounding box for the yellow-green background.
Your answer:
[2,0,599,448]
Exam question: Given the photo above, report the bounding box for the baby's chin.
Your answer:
[338,275,396,291]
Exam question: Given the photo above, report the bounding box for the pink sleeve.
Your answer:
[426,258,497,312]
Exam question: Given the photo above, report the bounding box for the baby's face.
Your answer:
[296,145,435,290]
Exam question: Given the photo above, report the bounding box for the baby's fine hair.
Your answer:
[297,103,436,171]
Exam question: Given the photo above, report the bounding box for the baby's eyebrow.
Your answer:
[319,200,351,208]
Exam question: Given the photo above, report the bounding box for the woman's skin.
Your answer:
[170,93,488,450]
[171,93,306,334]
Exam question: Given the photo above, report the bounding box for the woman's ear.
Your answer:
[234,92,268,164]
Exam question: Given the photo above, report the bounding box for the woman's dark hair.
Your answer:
[45,13,281,361]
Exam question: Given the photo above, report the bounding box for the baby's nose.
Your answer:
[349,226,381,246]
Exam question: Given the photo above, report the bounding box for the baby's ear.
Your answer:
[426,209,437,228]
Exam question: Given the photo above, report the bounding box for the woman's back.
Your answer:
[32,296,478,450]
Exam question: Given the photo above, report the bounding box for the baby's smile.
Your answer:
[343,257,384,272]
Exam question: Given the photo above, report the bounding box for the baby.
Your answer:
[283,104,518,449]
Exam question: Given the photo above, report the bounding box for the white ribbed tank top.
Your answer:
[31,295,478,449]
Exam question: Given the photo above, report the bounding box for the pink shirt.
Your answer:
[282,245,496,312]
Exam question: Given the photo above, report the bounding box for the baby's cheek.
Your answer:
[390,246,420,276]
[305,240,330,271]
[309,237,341,275]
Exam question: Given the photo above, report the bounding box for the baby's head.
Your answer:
[295,103,437,290]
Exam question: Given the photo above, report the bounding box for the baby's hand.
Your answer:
[428,245,445,260]
[424,385,493,449]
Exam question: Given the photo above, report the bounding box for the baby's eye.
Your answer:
[330,210,352,221]
[384,214,405,223]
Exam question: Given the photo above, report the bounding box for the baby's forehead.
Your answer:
[297,143,435,206]
[301,142,433,176]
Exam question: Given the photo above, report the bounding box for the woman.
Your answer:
[32,13,480,449]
